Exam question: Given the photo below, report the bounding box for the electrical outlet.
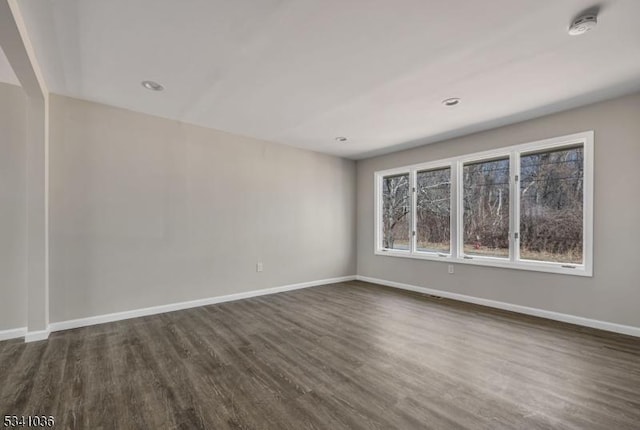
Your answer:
[448,264,454,274]
[256,262,263,272]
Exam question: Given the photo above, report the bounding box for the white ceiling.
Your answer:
[15,0,640,159]
[0,45,20,86]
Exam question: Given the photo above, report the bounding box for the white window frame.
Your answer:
[412,163,454,257]
[374,131,594,277]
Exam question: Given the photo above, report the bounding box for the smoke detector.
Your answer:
[568,14,597,36]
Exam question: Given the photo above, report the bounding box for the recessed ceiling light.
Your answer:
[568,14,597,36]
[141,80,164,91]
[335,136,348,142]
[442,97,461,107]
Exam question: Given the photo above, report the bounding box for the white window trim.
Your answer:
[374,131,594,277]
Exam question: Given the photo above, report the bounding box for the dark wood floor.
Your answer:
[1,281,640,429]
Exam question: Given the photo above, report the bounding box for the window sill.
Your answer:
[374,249,592,277]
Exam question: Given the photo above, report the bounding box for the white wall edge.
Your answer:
[24,328,50,342]
[48,276,356,334]
[0,327,27,341]
[356,275,640,338]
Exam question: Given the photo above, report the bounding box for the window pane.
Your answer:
[416,168,450,253]
[520,146,583,264]
[463,158,510,258]
[382,173,410,250]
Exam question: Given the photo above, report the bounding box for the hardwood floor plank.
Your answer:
[1,281,639,429]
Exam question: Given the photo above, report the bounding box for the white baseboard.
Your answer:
[24,328,51,343]
[48,275,356,334]
[356,275,640,338]
[0,327,27,341]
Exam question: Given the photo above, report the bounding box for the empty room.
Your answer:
[1,0,640,429]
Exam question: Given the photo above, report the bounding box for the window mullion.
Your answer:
[455,161,464,259]
[513,151,521,262]
[375,173,381,251]
[410,169,417,255]
[508,151,519,263]
[450,162,459,259]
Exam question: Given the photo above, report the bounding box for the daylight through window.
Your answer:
[519,146,584,264]
[416,168,451,253]
[463,158,510,259]
[374,132,593,276]
[382,173,410,251]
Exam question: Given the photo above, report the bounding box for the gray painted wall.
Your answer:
[49,95,356,323]
[357,92,640,328]
[0,83,27,330]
